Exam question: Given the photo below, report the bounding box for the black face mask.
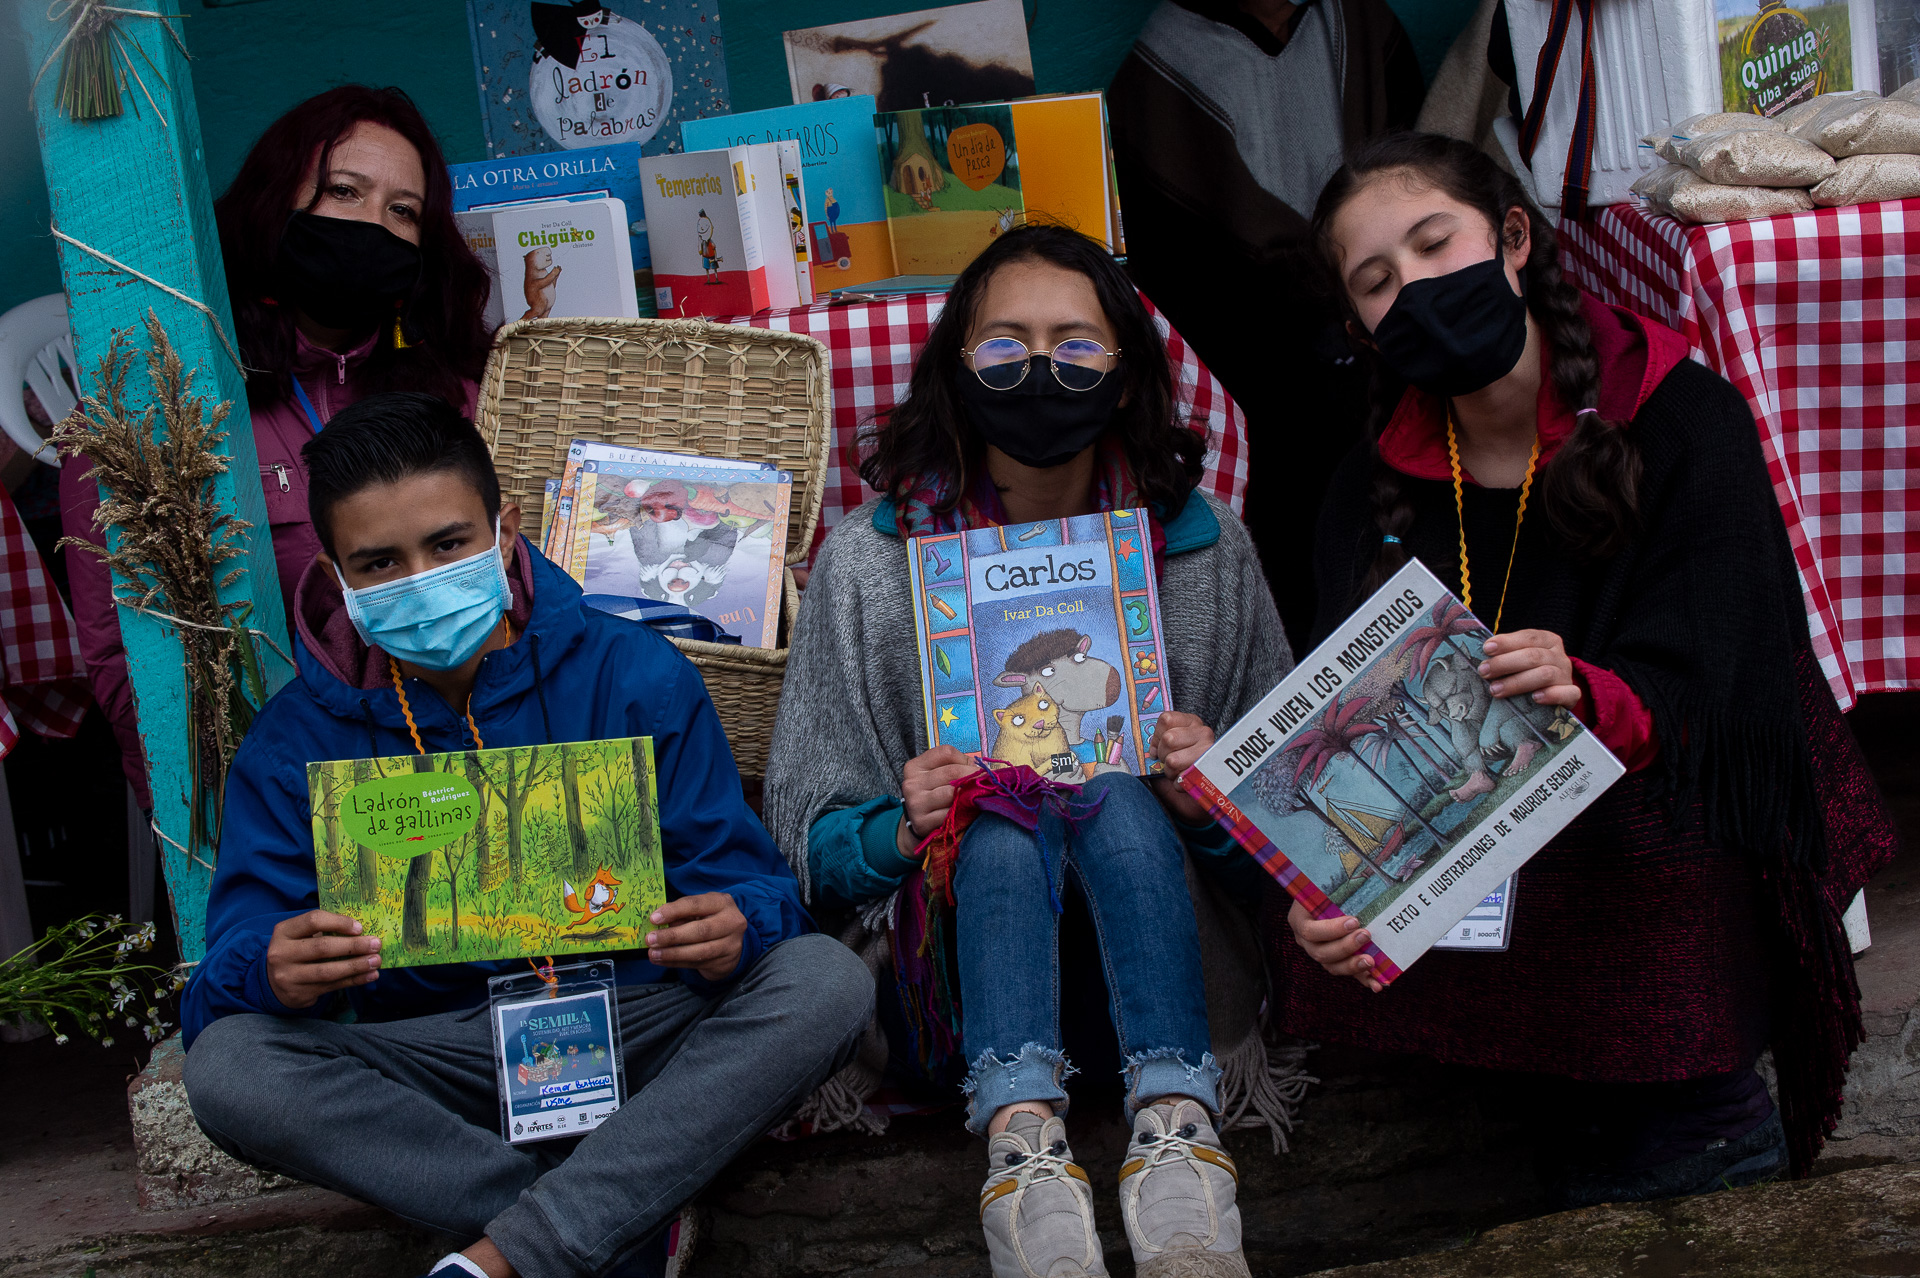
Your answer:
[1370,258,1529,397]
[954,358,1125,469]
[272,211,423,333]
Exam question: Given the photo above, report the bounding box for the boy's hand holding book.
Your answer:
[266,910,382,1009]
[646,894,749,982]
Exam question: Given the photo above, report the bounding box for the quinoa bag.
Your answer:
[1645,112,1781,162]
[1774,91,1882,132]
[1890,79,1920,105]
[1632,164,1814,223]
[1786,97,1920,158]
[1671,129,1836,187]
[1810,153,1920,206]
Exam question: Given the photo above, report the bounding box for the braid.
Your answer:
[1527,222,1642,559]
[1358,364,1415,596]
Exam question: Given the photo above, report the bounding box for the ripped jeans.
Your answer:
[954,771,1219,1136]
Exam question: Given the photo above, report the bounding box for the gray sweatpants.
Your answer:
[183,934,872,1278]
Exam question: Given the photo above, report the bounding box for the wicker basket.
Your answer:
[475,317,831,776]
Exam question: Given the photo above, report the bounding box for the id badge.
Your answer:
[489,960,622,1145]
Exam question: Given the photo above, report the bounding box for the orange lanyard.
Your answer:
[1446,415,1539,635]
[387,658,486,754]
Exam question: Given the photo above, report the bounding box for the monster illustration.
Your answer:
[995,630,1120,746]
[1419,654,1549,802]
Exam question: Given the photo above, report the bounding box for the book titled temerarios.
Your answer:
[308,738,665,969]
[908,509,1171,780]
[1181,562,1624,982]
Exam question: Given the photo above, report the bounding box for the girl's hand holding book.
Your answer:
[897,744,976,857]
[266,910,382,1009]
[1148,710,1215,825]
[1478,630,1581,709]
[1287,901,1385,994]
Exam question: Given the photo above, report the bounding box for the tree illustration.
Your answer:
[561,746,592,877]
[888,110,947,198]
[478,746,558,885]
[399,753,442,951]
[351,758,380,900]
[1405,601,1553,751]
[629,738,656,861]
[463,751,501,893]
[1298,691,1444,861]
[583,765,639,868]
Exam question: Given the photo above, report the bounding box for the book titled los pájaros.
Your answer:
[309,737,665,968]
[1181,562,1624,983]
[908,509,1171,781]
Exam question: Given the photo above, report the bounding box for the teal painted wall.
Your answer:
[0,0,1474,318]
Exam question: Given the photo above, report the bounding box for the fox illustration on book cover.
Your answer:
[563,866,625,927]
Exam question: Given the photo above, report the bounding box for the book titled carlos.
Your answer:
[1181,561,1624,982]
[908,509,1170,781]
[309,737,664,969]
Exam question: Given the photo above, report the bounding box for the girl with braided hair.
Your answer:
[1280,132,1897,1205]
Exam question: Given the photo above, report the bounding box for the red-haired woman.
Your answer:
[62,86,494,807]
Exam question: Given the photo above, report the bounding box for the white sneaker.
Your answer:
[979,1110,1110,1277]
[1118,1100,1251,1278]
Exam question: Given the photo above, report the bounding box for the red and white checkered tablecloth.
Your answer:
[1560,200,1920,710]
[728,291,1248,554]
[0,484,87,754]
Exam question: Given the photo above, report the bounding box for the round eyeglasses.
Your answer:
[961,337,1121,392]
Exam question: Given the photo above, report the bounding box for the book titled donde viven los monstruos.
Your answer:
[1181,561,1624,983]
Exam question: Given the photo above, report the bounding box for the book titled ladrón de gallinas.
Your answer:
[907,509,1170,781]
[1181,561,1625,983]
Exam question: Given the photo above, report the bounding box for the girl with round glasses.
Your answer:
[766,224,1293,1278]
[1286,132,1896,1206]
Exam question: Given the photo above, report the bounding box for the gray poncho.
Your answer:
[764,494,1309,1142]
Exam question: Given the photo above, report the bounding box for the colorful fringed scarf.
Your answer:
[888,759,1105,1082]
[891,441,1170,573]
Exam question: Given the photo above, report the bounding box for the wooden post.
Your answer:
[20,0,291,961]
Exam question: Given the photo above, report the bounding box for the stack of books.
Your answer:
[539,441,792,649]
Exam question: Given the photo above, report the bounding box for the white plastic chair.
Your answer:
[0,293,73,468]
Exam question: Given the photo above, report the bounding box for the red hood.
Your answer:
[1378,294,1691,483]
[292,539,539,690]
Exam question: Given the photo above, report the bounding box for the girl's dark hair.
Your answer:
[858,223,1203,516]
[215,85,493,411]
[1310,132,1641,594]
[303,392,500,557]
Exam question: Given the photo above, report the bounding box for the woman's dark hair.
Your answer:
[216,86,493,411]
[858,223,1203,516]
[1310,132,1641,593]
[303,392,500,557]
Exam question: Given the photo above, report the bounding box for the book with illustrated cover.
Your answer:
[876,92,1120,275]
[907,509,1170,780]
[309,737,664,969]
[551,452,790,648]
[489,197,640,321]
[465,0,728,160]
[452,141,658,319]
[681,95,897,289]
[639,144,791,316]
[1181,561,1625,983]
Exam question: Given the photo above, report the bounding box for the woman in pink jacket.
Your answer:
[63,85,493,805]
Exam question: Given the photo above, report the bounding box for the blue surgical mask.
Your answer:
[334,521,513,671]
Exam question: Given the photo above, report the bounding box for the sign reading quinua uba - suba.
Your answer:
[338,773,481,857]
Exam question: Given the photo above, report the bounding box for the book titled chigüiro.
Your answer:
[488,197,639,321]
[907,508,1170,781]
[1180,560,1624,982]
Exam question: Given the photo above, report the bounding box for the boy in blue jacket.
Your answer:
[181,393,873,1278]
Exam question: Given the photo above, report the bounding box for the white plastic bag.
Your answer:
[1787,97,1920,157]
[1671,130,1836,187]
[1633,164,1814,223]
[1811,153,1920,205]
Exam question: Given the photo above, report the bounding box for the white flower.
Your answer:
[53,1033,68,1045]
[125,1016,137,1027]
[100,1036,114,1046]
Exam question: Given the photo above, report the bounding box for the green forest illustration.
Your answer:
[307,737,664,968]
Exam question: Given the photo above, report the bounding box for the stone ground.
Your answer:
[2,692,1914,1278]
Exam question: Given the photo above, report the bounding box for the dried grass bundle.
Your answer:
[55,311,269,863]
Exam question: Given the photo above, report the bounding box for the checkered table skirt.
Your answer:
[1561,200,1919,709]
[0,484,86,754]
[727,291,1248,554]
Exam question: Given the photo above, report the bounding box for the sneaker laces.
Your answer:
[1003,1137,1079,1190]
[1132,1120,1215,1177]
